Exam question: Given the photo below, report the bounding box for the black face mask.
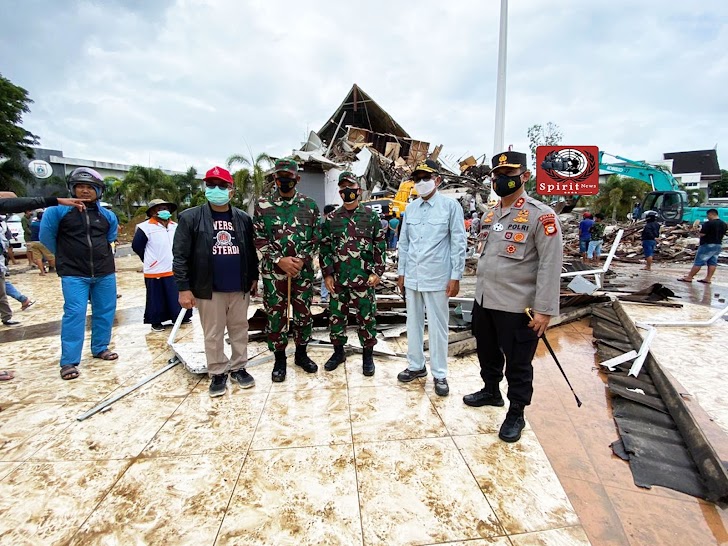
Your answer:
[339,187,359,203]
[277,177,297,193]
[493,174,523,197]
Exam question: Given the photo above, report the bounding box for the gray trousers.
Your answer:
[196,291,250,376]
[0,279,12,322]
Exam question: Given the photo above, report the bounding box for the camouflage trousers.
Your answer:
[329,283,377,348]
[262,271,314,352]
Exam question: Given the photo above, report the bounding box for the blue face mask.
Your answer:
[205,186,231,206]
[156,210,172,221]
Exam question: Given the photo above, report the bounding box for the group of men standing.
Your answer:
[6,148,562,445]
[172,159,388,398]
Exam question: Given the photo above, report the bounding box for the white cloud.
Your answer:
[1,0,727,173]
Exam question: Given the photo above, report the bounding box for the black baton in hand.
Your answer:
[526,308,582,407]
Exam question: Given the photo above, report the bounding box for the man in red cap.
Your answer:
[173,166,259,397]
[578,212,594,261]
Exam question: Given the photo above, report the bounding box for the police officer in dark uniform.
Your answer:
[464,151,563,443]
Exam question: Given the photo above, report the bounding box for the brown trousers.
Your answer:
[196,291,250,376]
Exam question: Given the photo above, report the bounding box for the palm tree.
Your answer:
[120,166,178,219]
[592,175,651,221]
[171,167,199,208]
[226,152,273,214]
[608,187,623,223]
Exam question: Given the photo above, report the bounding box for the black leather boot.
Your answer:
[463,383,504,407]
[498,403,526,443]
[324,344,346,371]
[294,344,318,373]
[271,350,287,382]
[362,347,375,376]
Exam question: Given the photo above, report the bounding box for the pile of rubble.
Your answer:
[558,215,725,264]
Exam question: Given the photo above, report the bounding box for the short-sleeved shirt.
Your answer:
[578,218,594,241]
[700,219,727,245]
[388,217,400,231]
[211,209,243,292]
[590,222,606,241]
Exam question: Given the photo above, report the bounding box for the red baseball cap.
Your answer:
[204,166,234,186]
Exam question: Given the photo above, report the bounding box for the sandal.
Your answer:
[697,279,711,284]
[60,365,79,380]
[0,370,14,381]
[677,277,693,283]
[93,350,118,361]
[21,299,36,311]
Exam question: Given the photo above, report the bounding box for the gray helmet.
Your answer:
[68,167,104,198]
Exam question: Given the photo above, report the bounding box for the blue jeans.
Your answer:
[694,244,722,267]
[60,274,117,366]
[4,281,27,303]
[587,240,603,260]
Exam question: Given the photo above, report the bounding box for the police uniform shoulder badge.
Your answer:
[538,213,558,236]
[513,209,529,223]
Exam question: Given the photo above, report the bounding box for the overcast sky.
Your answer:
[1,0,727,174]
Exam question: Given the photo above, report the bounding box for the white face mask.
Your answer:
[415,179,436,196]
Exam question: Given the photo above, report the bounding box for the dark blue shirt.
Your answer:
[210,209,243,292]
[578,218,594,241]
[641,220,660,241]
[30,219,41,242]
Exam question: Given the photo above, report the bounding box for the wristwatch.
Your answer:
[274,257,282,265]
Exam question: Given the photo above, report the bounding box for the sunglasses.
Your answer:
[414,174,432,182]
[205,181,231,189]
[276,176,296,183]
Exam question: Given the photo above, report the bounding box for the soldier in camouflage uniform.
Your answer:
[320,172,386,376]
[254,158,320,382]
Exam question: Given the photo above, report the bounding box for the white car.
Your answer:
[4,214,27,255]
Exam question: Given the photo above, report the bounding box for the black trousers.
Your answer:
[471,301,539,405]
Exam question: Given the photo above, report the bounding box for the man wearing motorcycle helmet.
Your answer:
[40,167,119,380]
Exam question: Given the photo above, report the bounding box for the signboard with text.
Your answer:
[535,146,599,196]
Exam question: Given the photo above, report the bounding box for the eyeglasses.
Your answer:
[205,181,231,189]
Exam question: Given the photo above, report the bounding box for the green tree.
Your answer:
[171,167,199,208]
[0,74,40,194]
[592,175,651,221]
[226,152,272,213]
[608,187,623,223]
[709,169,728,198]
[526,122,563,171]
[120,166,177,219]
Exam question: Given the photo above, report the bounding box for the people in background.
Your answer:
[678,209,727,285]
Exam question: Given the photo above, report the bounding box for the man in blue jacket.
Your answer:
[41,167,119,380]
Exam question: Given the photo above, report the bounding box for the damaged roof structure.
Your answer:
[283,84,492,209]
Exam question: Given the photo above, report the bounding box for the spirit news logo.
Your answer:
[535,146,599,196]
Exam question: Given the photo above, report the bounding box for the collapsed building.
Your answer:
[282,83,492,215]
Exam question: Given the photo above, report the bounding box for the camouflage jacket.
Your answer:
[320,203,386,288]
[254,190,320,275]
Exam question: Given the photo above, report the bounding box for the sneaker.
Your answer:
[230,368,255,389]
[463,387,505,407]
[397,367,427,383]
[2,320,20,326]
[209,374,228,397]
[151,323,165,332]
[21,299,36,311]
[498,404,526,443]
[434,377,449,397]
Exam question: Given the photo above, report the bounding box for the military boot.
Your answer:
[294,344,318,373]
[498,403,526,443]
[362,347,375,376]
[463,383,504,407]
[271,350,287,383]
[324,345,346,371]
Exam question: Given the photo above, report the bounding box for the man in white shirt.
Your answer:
[396,160,467,396]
